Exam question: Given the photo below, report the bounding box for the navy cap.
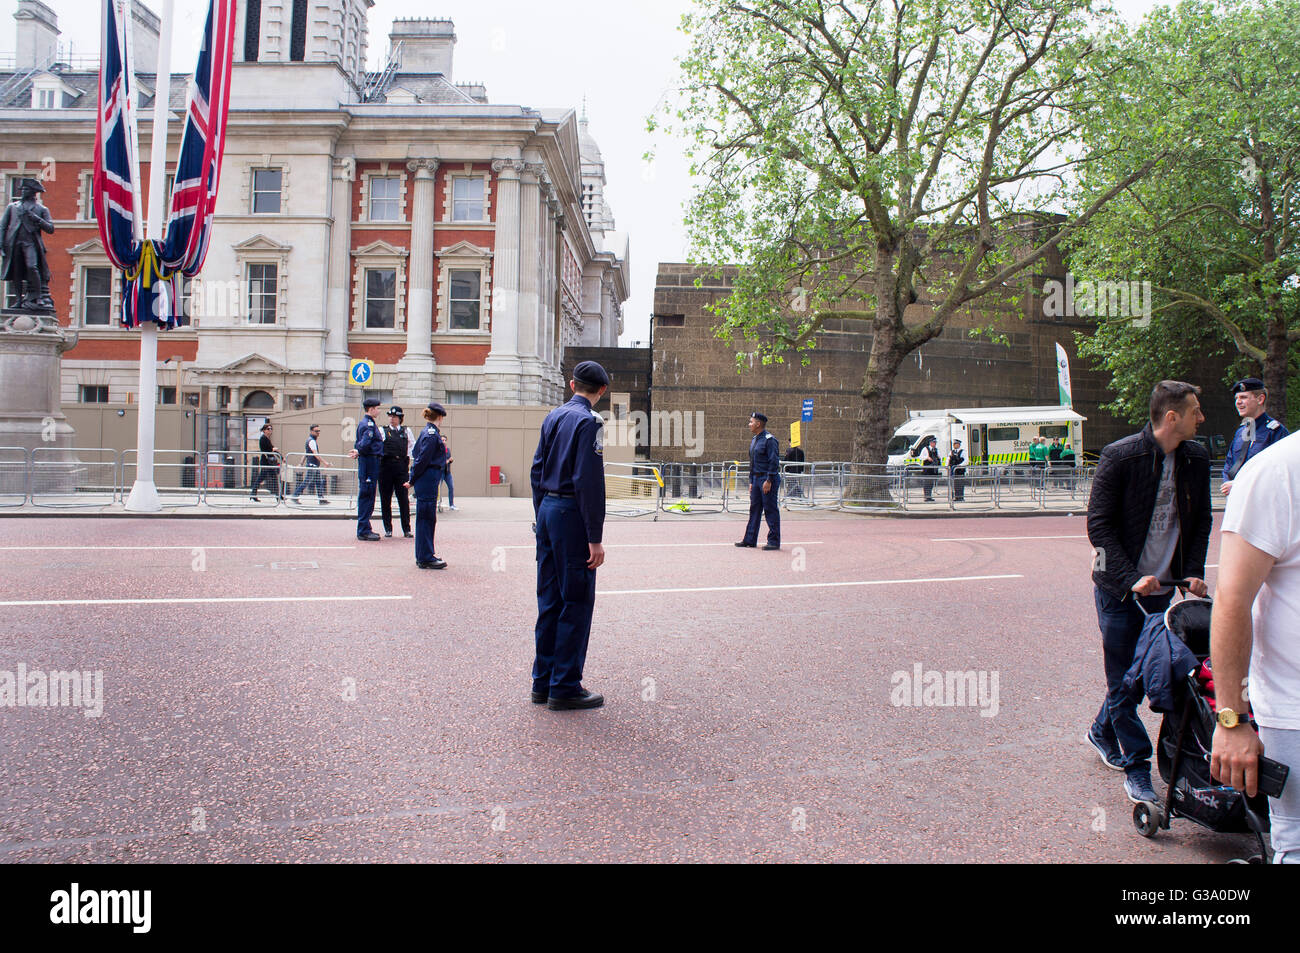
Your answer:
[572,361,610,387]
[388,406,403,417]
[750,412,768,423]
[1232,377,1265,394]
[362,397,382,409]
[427,402,447,416]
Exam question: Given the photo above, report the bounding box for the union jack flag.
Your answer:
[92,0,141,274]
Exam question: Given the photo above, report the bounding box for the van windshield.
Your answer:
[887,435,918,455]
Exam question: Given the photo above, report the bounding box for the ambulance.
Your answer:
[885,405,1086,468]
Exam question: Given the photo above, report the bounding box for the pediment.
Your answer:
[67,238,105,255]
[232,234,292,253]
[212,352,291,374]
[353,239,408,257]
[436,240,492,259]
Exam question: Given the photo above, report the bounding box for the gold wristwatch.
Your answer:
[1217,708,1245,728]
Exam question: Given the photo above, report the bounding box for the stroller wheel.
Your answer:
[1133,801,1162,838]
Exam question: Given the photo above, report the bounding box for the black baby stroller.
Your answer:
[1127,593,1272,862]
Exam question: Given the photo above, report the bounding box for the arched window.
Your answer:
[242,390,274,411]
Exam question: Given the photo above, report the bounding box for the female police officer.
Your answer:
[406,403,449,569]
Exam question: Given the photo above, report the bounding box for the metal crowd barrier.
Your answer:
[658,461,728,514]
[605,462,662,518]
[30,447,119,507]
[0,446,29,506]
[120,449,203,507]
[281,452,357,509]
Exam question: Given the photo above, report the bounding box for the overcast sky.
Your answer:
[2,0,1159,346]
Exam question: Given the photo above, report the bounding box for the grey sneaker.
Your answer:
[1125,773,1158,804]
[1085,727,1125,771]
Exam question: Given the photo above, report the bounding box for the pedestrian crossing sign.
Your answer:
[349,360,373,386]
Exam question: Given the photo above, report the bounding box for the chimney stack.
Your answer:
[14,0,59,71]
[389,18,455,79]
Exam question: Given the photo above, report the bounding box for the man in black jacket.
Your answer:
[1086,381,1212,805]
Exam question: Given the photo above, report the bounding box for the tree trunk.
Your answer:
[853,243,907,467]
[1264,308,1289,424]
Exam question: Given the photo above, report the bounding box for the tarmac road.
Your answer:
[0,511,1258,863]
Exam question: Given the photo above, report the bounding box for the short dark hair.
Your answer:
[1150,380,1201,424]
[309,423,319,430]
[572,379,603,397]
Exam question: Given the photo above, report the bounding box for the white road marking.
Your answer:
[602,573,1023,596]
[499,541,825,550]
[0,546,356,551]
[0,595,410,608]
[931,535,1087,542]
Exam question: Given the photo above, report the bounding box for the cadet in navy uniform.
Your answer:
[378,406,415,538]
[1222,377,1290,496]
[736,411,781,550]
[406,403,449,569]
[530,361,609,711]
[349,397,384,540]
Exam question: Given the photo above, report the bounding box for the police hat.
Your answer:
[572,361,610,388]
[20,178,44,194]
[427,402,447,417]
[750,412,768,423]
[1231,377,1266,394]
[388,406,403,418]
[362,397,382,409]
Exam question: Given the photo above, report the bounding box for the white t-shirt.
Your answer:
[1221,433,1300,729]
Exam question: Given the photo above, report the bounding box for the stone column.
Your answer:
[543,186,565,404]
[323,157,354,404]
[514,162,545,403]
[395,158,439,405]
[479,159,524,404]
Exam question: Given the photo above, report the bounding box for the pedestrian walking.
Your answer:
[1221,377,1290,496]
[784,444,806,498]
[249,422,281,502]
[437,436,457,511]
[530,361,609,710]
[949,438,966,502]
[406,403,449,569]
[1210,431,1300,863]
[736,412,781,549]
[378,406,415,538]
[1085,380,1212,806]
[349,397,384,540]
[291,422,332,503]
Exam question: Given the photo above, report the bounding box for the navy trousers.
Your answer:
[742,478,781,546]
[1091,586,1173,776]
[356,455,380,536]
[414,495,438,562]
[533,496,596,699]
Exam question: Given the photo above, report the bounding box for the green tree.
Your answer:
[1070,0,1300,425]
[658,0,1159,463]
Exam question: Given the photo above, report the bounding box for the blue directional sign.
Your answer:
[349,359,373,386]
[801,399,814,423]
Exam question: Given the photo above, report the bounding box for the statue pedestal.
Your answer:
[0,310,79,496]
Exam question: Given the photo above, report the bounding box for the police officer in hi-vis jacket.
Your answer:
[530,361,609,711]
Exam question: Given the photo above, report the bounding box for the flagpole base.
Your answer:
[124,480,162,512]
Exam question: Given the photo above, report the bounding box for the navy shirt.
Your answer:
[1224,411,1289,480]
[409,423,448,485]
[531,394,606,544]
[749,429,780,481]
[354,414,384,457]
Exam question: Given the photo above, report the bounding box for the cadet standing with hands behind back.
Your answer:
[349,397,384,540]
[530,361,609,711]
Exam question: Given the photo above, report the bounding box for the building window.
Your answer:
[288,394,308,411]
[362,389,393,406]
[157,386,177,405]
[8,177,25,201]
[36,88,56,109]
[80,385,109,404]
[251,168,282,213]
[289,0,308,61]
[364,268,397,329]
[184,392,201,407]
[82,267,114,326]
[451,177,484,221]
[447,390,478,405]
[368,176,401,221]
[244,0,261,61]
[448,270,481,330]
[247,263,278,324]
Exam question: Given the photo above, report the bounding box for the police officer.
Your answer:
[406,403,449,569]
[378,406,415,538]
[349,397,384,540]
[920,434,941,503]
[736,411,780,550]
[1222,377,1290,496]
[531,360,609,711]
[949,438,967,502]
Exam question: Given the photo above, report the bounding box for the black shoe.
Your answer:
[403,531,414,538]
[734,541,756,548]
[358,532,380,541]
[317,499,329,505]
[530,690,548,704]
[547,689,604,711]
[384,530,393,538]
[250,496,260,502]
[416,557,447,570]
[763,543,781,550]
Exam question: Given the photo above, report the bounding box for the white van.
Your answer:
[885,405,1086,467]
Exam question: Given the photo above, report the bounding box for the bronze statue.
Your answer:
[1,178,55,312]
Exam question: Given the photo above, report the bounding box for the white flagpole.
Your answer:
[124,0,174,511]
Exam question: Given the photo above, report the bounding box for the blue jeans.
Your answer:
[533,496,596,699]
[437,469,454,506]
[1259,726,1300,863]
[1091,585,1173,776]
[292,465,324,498]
